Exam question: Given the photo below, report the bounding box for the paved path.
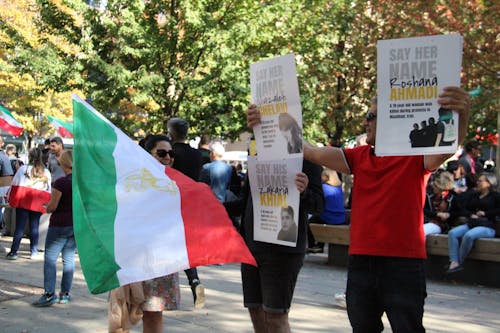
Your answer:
[1,236,499,332]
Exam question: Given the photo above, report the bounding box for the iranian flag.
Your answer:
[47,115,73,138]
[7,165,51,213]
[0,105,23,136]
[72,95,256,294]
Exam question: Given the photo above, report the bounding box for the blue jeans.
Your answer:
[447,224,496,264]
[43,226,76,294]
[346,255,426,333]
[10,208,42,255]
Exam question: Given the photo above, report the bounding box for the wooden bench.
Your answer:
[310,223,500,287]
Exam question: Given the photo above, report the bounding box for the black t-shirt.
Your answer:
[172,142,203,181]
[50,173,73,227]
[199,148,211,165]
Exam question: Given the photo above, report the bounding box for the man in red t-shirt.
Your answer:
[248,86,471,332]
[306,87,470,332]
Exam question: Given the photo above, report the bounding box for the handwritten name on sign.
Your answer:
[255,65,289,114]
[389,46,439,101]
[255,162,288,207]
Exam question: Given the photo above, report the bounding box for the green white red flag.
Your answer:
[7,165,51,213]
[72,95,256,294]
[47,115,73,138]
[0,105,23,136]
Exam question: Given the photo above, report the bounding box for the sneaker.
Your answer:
[446,265,464,274]
[307,245,324,254]
[6,252,18,260]
[30,252,42,260]
[334,292,347,309]
[191,281,206,309]
[33,293,58,307]
[58,293,71,304]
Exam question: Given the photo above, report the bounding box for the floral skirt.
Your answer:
[142,273,180,311]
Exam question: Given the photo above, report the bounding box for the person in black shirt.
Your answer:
[166,118,206,309]
[198,134,211,166]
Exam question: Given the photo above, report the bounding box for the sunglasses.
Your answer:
[366,112,377,122]
[155,149,175,158]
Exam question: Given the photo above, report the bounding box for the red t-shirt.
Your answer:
[343,145,431,258]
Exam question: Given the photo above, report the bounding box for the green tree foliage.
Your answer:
[0,0,80,142]
[283,1,379,146]
[366,0,500,146]
[35,0,274,139]
[1,0,498,147]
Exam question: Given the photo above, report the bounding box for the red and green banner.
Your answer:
[47,115,73,138]
[0,105,23,136]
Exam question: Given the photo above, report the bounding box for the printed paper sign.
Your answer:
[376,34,463,156]
[250,54,303,161]
[247,156,302,247]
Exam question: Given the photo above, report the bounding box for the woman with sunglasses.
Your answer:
[136,134,180,333]
[141,134,176,166]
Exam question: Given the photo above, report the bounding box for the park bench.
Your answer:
[310,220,500,288]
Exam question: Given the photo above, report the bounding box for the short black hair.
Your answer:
[464,140,481,153]
[446,160,459,172]
[281,205,294,217]
[50,137,63,145]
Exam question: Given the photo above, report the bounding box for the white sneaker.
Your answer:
[194,284,205,309]
[334,292,346,309]
[30,253,42,260]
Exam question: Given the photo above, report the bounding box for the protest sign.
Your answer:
[249,54,305,246]
[376,34,463,156]
[250,53,303,160]
[247,156,302,247]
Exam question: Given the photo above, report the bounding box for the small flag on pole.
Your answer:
[0,105,23,136]
[47,115,73,138]
[72,95,256,294]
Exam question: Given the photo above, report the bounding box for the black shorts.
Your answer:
[241,251,304,313]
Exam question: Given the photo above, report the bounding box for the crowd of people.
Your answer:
[423,150,500,274]
[2,81,500,333]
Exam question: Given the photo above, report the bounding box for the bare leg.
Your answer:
[142,311,163,333]
[265,312,291,333]
[248,307,291,333]
[248,306,268,333]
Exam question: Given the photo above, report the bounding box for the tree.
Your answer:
[0,0,80,143]
[368,0,499,143]
[33,0,285,139]
[2,0,498,148]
